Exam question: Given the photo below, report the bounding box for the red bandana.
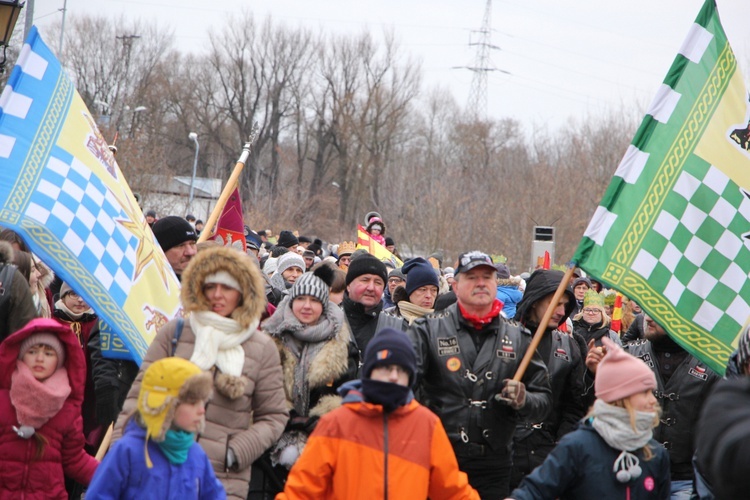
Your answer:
[458,299,504,330]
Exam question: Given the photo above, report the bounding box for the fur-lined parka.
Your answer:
[266,304,358,419]
[114,246,288,499]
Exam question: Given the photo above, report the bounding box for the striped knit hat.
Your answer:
[289,264,335,311]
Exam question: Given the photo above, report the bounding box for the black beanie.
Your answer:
[345,253,387,286]
[362,328,417,385]
[152,216,197,252]
[402,257,439,296]
[277,230,299,248]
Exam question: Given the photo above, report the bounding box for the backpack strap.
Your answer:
[171,318,185,357]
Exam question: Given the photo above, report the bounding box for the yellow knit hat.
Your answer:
[583,289,605,309]
[138,358,211,467]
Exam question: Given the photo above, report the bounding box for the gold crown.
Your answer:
[338,241,356,255]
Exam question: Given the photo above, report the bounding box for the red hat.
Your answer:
[595,337,656,403]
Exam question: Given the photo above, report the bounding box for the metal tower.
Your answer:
[464,0,502,118]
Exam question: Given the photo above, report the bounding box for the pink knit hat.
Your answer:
[595,337,656,403]
[19,333,66,368]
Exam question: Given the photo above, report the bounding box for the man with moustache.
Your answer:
[509,269,587,488]
[408,251,551,499]
[587,313,720,499]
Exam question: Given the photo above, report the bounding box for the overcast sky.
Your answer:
[30,0,750,133]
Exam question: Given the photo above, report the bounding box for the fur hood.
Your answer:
[180,246,266,328]
[35,257,55,289]
[0,241,13,264]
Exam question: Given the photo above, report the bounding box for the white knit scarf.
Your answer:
[591,399,655,451]
[189,311,258,376]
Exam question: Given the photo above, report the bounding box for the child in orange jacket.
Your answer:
[277,328,478,500]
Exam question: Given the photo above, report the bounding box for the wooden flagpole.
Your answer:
[198,124,259,243]
[512,265,576,382]
[95,423,114,461]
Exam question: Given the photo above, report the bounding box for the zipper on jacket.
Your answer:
[383,412,389,500]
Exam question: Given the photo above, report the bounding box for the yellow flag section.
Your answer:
[0,27,181,364]
[357,225,404,267]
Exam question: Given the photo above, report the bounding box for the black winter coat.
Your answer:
[510,420,671,500]
[408,303,551,465]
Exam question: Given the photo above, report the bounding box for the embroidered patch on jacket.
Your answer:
[639,352,655,368]
[553,347,570,362]
[688,365,708,381]
[438,336,460,356]
[446,357,461,371]
[497,335,516,359]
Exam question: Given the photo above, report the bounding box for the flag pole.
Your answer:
[198,124,259,243]
[512,264,576,382]
[95,423,114,461]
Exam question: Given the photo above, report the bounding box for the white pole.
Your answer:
[188,132,199,214]
[58,0,67,55]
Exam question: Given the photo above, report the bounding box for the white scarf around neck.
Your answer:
[189,311,258,377]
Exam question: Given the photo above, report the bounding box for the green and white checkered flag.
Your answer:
[573,0,750,375]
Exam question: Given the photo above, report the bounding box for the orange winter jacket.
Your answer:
[277,383,479,500]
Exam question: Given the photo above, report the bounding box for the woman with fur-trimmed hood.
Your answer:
[262,264,358,480]
[113,246,288,500]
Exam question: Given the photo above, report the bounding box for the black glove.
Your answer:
[303,416,319,433]
[95,387,119,426]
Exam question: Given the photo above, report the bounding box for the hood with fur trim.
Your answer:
[180,246,266,329]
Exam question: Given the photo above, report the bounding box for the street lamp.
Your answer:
[187,132,199,214]
[0,0,24,73]
[123,105,147,137]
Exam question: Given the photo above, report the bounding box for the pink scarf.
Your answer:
[10,360,71,429]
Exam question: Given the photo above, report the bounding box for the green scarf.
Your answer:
[157,429,195,465]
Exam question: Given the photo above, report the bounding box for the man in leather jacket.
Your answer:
[510,269,587,488]
[408,251,551,499]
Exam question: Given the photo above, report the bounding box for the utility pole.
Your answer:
[114,34,141,131]
[23,0,34,42]
[58,0,67,54]
[460,0,507,119]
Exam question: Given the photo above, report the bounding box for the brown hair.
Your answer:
[0,229,28,252]
[13,251,33,282]
[310,261,347,294]
[32,432,48,460]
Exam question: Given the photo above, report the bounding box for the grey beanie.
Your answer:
[289,272,329,310]
[276,252,306,277]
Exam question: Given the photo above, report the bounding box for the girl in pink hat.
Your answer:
[507,337,670,499]
[0,318,99,498]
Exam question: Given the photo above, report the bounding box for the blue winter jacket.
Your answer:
[510,419,671,500]
[496,285,523,319]
[87,421,226,499]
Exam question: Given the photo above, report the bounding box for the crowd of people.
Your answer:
[0,212,747,499]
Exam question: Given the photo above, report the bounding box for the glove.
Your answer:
[495,379,526,410]
[226,448,236,469]
[95,388,119,426]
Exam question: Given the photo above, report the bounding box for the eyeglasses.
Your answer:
[583,308,601,314]
[65,291,84,301]
[388,278,405,284]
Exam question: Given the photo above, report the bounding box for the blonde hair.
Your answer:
[573,306,612,327]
